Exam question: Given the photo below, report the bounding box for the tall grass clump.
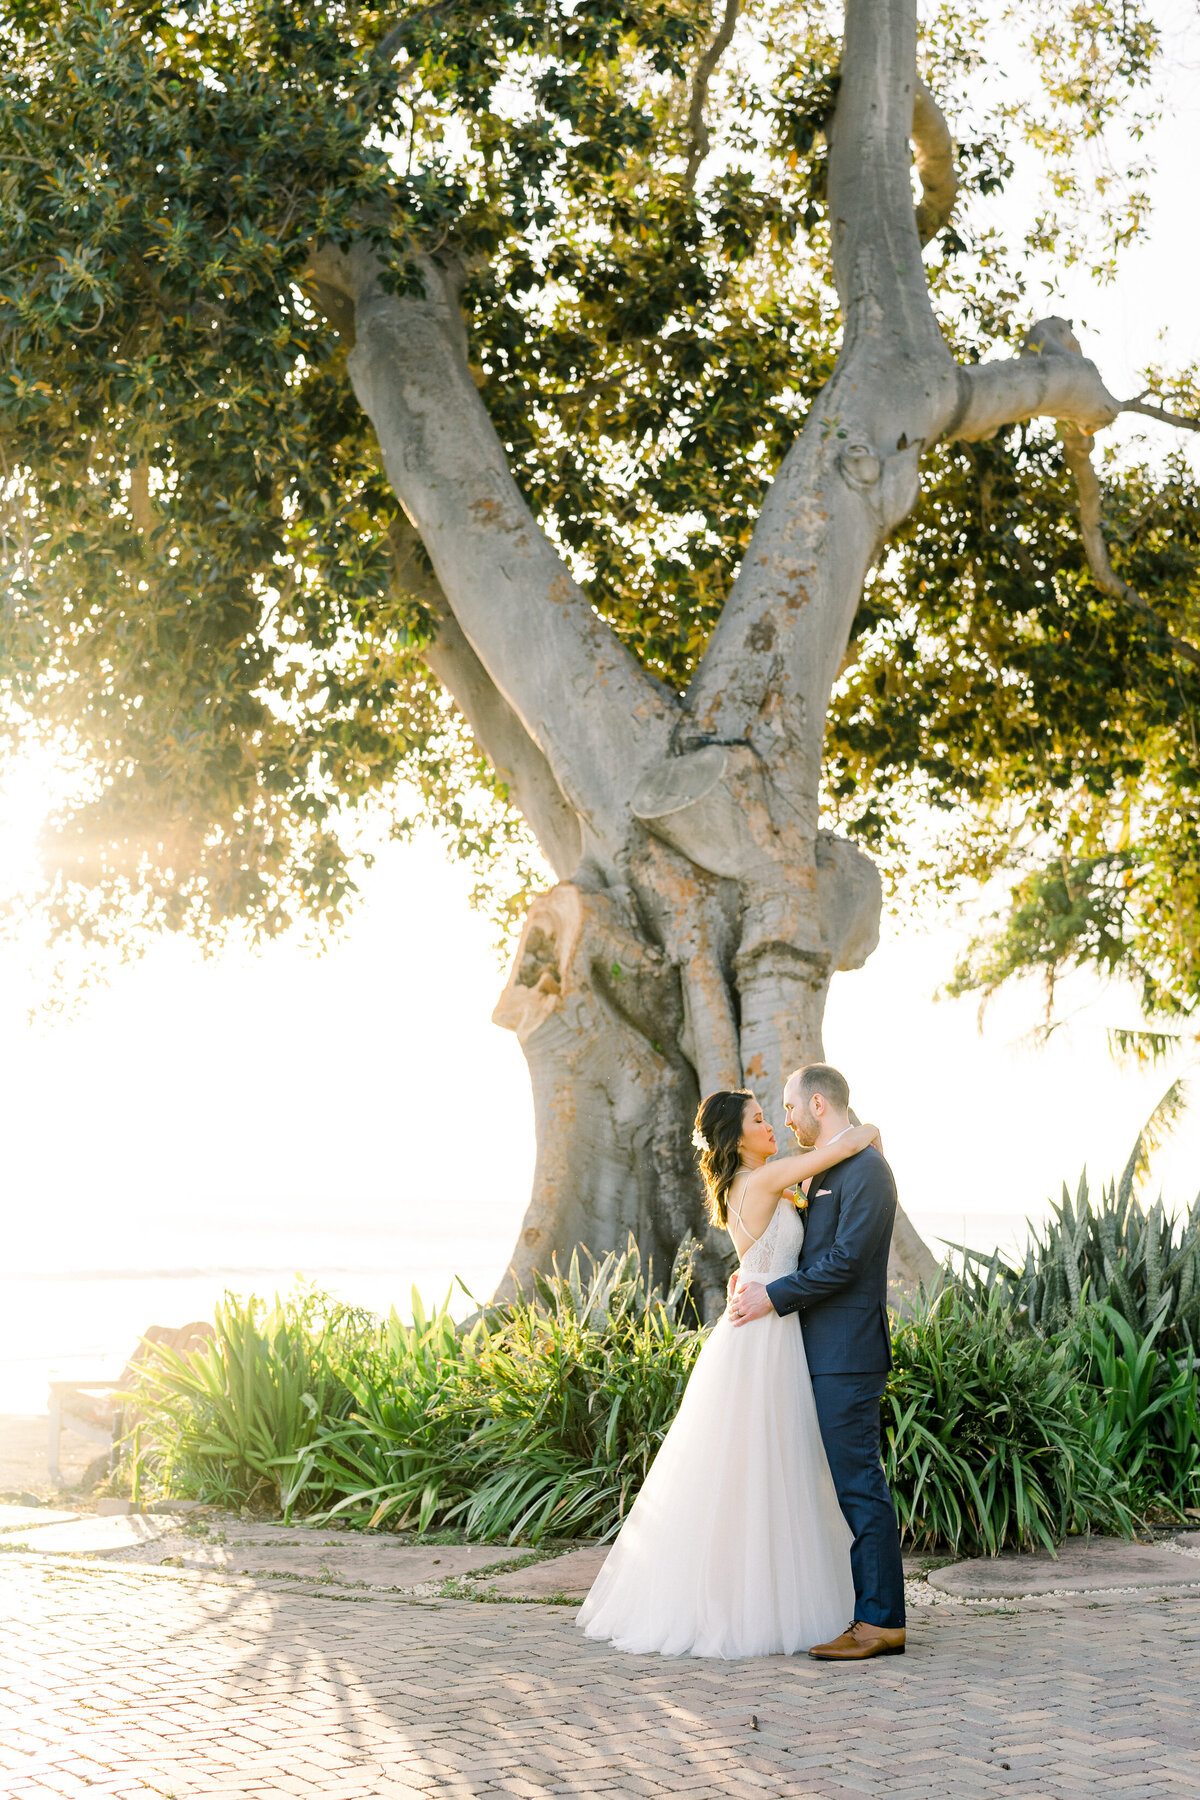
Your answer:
[947,1164,1200,1532]
[437,1243,702,1541]
[129,1212,1200,1553]
[885,1288,1131,1554]
[296,1241,703,1541]
[126,1287,374,1510]
[280,1288,475,1529]
[1068,1303,1200,1518]
[129,1241,703,1539]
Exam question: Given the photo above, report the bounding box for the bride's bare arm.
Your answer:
[751,1123,878,1200]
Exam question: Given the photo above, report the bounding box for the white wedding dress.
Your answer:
[577,1195,854,1658]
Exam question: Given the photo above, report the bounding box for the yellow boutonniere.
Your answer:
[786,1186,809,1213]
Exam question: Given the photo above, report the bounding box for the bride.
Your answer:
[576,1088,878,1659]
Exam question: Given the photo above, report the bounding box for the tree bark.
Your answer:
[314,0,1161,1312]
[490,882,729,1310]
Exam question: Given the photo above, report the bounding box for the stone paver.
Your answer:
[3,1514,183,1555]
[4,1516,530,1590]
[931,1534,1200,1599]
[159,1538,529,1588]
[0,1508,80,1533]
[1,1551,1199,1799]
[485,1546,610,1600]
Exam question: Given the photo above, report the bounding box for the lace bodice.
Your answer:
[731,1196,806,1281]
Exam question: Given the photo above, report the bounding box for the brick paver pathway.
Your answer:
[2,1553,1199,1799]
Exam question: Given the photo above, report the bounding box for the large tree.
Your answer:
[3,0,1198,1310]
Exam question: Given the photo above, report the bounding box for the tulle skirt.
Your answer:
[576,1307,854,1658]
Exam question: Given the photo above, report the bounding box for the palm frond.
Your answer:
[1107,1026,1191,1066]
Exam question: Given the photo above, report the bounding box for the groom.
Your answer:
[730,1062,907,1659]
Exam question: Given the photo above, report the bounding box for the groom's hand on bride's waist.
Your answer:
[729,1281,773,1326]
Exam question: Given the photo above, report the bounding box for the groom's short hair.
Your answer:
[794,1062,850,1112]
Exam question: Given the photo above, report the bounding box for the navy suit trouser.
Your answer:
[810,1371,906,1630]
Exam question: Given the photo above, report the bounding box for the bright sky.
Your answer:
[2,4,1200,1407]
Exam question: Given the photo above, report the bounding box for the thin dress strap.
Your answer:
[728,1172,761,1252]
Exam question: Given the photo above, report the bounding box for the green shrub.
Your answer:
[282,1288,476,1530]
[130,1242,703,1539]
[885,1289,1131,1555]
[128,1235,1198,1554]
[1068,1302,1200,1517]
[293,1241,703,1541]
[438,1244,703,1541]
[126,1287,373,1510]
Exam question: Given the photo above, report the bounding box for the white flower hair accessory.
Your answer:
[691,1127,710,1153]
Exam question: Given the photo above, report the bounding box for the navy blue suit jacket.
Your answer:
[765,1144,896,1375]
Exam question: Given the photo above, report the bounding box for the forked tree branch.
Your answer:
[912,78,957,245]
[953,322,1200,450]
[1057,425,1200,671]
[1121,396,1200,433]
[389,520,585,874]
[948,319,1200,668]
[684,0,741,191]
[309,241,674,844]
[684,0,952,761]
[951,318,1122,441]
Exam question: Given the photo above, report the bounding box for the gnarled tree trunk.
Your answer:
[490,831,890,1317]
[309,0,1140,1314]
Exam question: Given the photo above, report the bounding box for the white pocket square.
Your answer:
[814,1188,832,1197]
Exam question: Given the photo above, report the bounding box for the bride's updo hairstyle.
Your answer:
[694,1089,754,1227]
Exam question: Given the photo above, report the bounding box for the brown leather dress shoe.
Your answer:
[808,1621,906,1659]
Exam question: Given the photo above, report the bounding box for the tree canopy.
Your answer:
[1,0,1198,1022]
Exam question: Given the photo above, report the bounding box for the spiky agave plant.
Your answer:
[958,1170,1200,1347]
